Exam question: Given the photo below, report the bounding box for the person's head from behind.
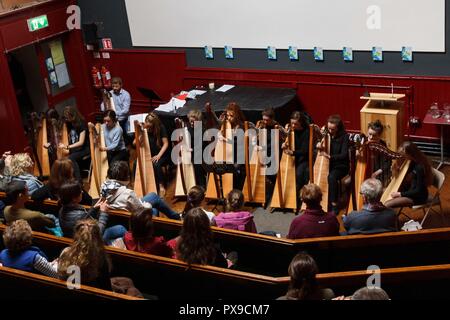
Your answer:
[129,208,155,244]
[183,186,206,215]
[49,159,74,191]
[46,108,59,122]
[301,184,323,209]
[327,114,345,137]
[290,111,307,131]
[226,189,245,212]
[262,108,275,127]
[351,287,390,300]
[59,181,82,206]
[6,180,28,206]
[360,178,383,205]
[103,110,118,130]
[111,77,123,94]
[178,208,215,265]
[58,219,107,282]
[9,153,34,176]
[3,220,32,254]
[107,161,130,183]
[287,253,319,300]
[367,120,384,143]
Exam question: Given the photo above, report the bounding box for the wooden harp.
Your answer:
[205,120,234,200]
[103,90,116,112]
[134,120,157,198]
[348,134,368,212]
[32,115,51,178]
[242,121,266,205]
[55,123,69,160]
[270,127,297,210]
[174,119,196,197]
[88,123,109,199]
[310,127,331,211]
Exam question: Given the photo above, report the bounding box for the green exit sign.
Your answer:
[27,15,49,32]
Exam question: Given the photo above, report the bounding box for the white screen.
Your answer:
[125,0,445,52]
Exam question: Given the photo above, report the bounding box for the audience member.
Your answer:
[182,186,215,223]
[9,153,43,195]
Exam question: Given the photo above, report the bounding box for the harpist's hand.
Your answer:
[44,143,51,149]
[99,147,107,152]
[320,151,330,159]
[152,154,162,163]
[391,192,401,199]
[371,169,382,179]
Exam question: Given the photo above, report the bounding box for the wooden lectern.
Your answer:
[360,93,405,151]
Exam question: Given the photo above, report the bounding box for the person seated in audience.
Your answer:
[167,208,234,268]
[385,141,433,208]
[333,286,390,300]
[4,181,56,233]
[0,220,58,278]
[344,179,398,235]
[9,153,43,195]
[58,181,109,238]
[287,184,339,239]
[0,154,12,192]
[100,161,180,220]
[57,219,112,290]
[182,186,215,223]
[212,189,257,233]
[59,106,90,172]
[31,158,92,205]
[116,208,173,257]
[319,115,349,215]
[277,253,335,300]
[143,112,170,197]
[97,110,129,166]
[100,77,131,144]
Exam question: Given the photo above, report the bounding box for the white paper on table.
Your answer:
[215,85,235,93]
[128,113,147,133]
[55,63,71,88]
[187,90,207,99]
[155,98,186,113]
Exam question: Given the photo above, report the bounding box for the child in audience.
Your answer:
[212,189,257,233]
[277,253,335,300]
[100,161,180,220]
[333,287,390,300]
[116,208,173,257]
[0,220,58,278]
[4,181,57,233]
[182,186,215,223]
[57,219,112,290]
[32,158,92,205]
[58,181,109,238]
[9,153,43,195]
[168,208,233,268]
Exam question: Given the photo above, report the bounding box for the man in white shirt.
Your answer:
[101,77,131,144]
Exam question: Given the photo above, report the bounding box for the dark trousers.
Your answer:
[194,163,206,189]
[296,161,310,209]
[107,149,129,167]
[328,166,349,209]
[119,119,131,145]
[153,152,170,186]
[69,147,90,175]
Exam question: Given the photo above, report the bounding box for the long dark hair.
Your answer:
[145,113,163,148]
[182,186,206,216]
[129,208,155,250]
[327,114,346,136]
[63,106,86,131]
[225,189,244,212]
[285,253,320,300]
[177,208,217,265]
[399,141,433,186]
[49,159,75,193]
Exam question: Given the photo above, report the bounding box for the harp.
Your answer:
[102,89,116,112]
[174,118,197,197]
[309,126,331,210]
[242,121,266,205]
[270,126,297,210]
[347,133,368,212]
[54,122,69,160]
[30,113,50,178]
[88,123,109,199]
[134,120,157,198]
[205,120,234,199]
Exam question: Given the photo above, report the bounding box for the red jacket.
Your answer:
[124,232,173,258]
[287,207,340,239]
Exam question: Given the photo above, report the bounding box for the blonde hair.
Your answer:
[3,220,33,254]
[188,109,203,121]
[58,220,109,283]
[9,153,34,177]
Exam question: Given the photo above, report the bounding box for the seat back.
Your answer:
[432,168,445,191]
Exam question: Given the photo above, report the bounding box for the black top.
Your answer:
[31,184,93,206]
[67,122,90,153]
[293,128,310,166]
[147,124,169,156]
[330,132,350,171]
[400,162,429,205]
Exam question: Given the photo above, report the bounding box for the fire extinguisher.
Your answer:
[91,66,102,89]
[101,66,112,89]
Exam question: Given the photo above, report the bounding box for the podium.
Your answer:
[360,93,405,151]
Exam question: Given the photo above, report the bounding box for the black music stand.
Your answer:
[137,87,162,108]
[203,162,237,213]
